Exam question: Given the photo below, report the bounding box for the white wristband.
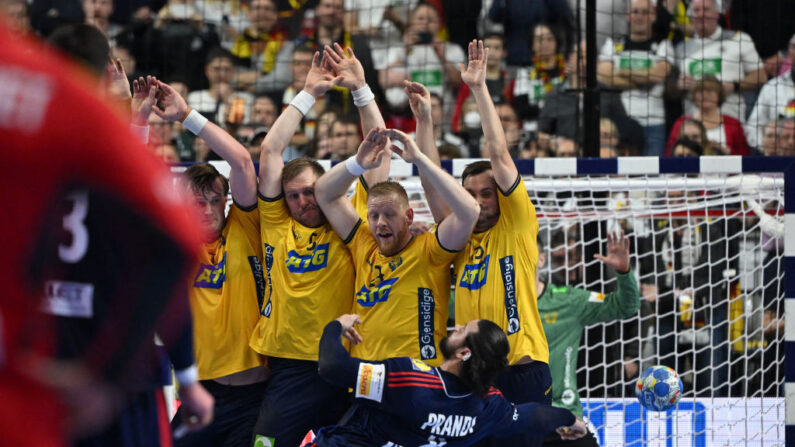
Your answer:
[345,156,366,176]
[351,84,375,108]
[290,90,316,116]
[182,109,208,135]
[175,365,199,386]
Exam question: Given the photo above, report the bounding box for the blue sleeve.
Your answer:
[318,320,363,389]
[498,401,576,437]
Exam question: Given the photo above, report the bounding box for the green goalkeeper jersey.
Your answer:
[537,270,640,417]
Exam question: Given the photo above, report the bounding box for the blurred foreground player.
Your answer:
[0,19,208,447]
[310,314,587,447]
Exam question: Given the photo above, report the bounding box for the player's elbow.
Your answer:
[462,200,480,226]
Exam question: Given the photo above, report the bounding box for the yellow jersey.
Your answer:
[250,180,368,361]
[453,175,548,365]
[346,221,457,366]
[190,204,266,380]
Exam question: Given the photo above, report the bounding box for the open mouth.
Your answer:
[376,232,393,243]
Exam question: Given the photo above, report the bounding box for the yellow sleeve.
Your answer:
[424,230,460,267]
[344,218,375,263]
[497,174,538,234]
[350,176,369,220]
[258,193,290,226]
[227,203,261,251]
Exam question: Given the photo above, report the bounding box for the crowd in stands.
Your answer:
[7,0,794,162]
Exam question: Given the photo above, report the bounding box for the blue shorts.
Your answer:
[252,358,351,447]
[172,380,266,447]
[476,361,553,447]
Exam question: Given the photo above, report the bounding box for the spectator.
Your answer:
[488,0,574,66]
[307,107,340,158]
[597,0,674,156]
[83,0,121,41]
[1,0,30,35]
[152,0,223,89]
[230,0,293,94]
[671,117,713,155]
[746,33,795,148]
[759,120,780,156]
[600,117,620,153]
[518,136,553,159]
[297,0,382,110]
[194,0,251,46]
[666,76,751,156]
[775,118,795,155]
[343,0,417,68]
[452,33,510,135]
[674,0,767,122]
[281,46,324,155]
[495,101,523,157]
[379,3,465,115]
[431,92,469,157]
[729,0,795,79]
[187,47,255,127]
[670,137,704,157]
[511,23,567,127]
[327,115,361,160]
[247,126,269,160]
[539,42,631,150]
[251,94,278,128]
[438,142,462,159]
[30,0,85,36]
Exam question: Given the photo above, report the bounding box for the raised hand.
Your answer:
[355,128,390,170]
[458,39,488,88]
[403,80,431,121]
[383,128,422,163]
[131,75,158,126]
[303,51,344,98]
[336,314,363,345]
[105,57,131,101]
[152,80,189,123]
[593,230,631,273]
[323,43,366,90]
[557,419,588,441]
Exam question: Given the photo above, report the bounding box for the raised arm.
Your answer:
[316,128,390,240]
[154,80,258,208]
[386,129,478,251]
[404,80,450,223]
[317,315,366,389]
[324,43,391,186]
[258,51,343,199]
[459,40,518,191]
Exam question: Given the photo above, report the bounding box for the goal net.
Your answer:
[402,158,787,446]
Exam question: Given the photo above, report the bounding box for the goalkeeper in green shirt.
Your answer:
[538,230,640,446]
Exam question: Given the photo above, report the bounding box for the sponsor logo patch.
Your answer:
[411,358,432,372]
[285,243,329,273]
[355,362,385,402]
[193,252,227,289]
[42,280,94,318]
[356,278,398,307]
[262,244,274,317]
[588,292,606,303]
[418,288,437,360]
[458,255,490,290]
[253,435,275,447]
[499,256,520,335]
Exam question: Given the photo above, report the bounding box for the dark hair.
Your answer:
[671,137,703,157]
[282,157,325,187]
[461,160,493,184]
[369,181,410,207]
[183,163,229,196]
[691,74,725,106]
[528,21,564,55]
[460,320,510,397]
[47,24,110,76]
[483,32,505,45]
[205,46,234,67]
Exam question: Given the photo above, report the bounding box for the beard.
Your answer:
[439,336,457,360]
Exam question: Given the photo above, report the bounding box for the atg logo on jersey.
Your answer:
[285,243,329,273]
[194,252,227,289]
[459,255,490,290]
[356,278,398,307]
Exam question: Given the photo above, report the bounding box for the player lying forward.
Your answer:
[309,314,587,447]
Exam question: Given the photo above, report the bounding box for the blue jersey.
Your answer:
[314,322,576,447]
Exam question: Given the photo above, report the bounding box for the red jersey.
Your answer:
[0,23,201,446]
